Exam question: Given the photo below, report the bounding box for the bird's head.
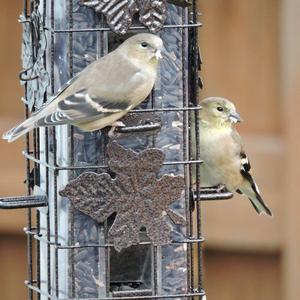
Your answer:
[118,33,164,66]
[200,97,243,128]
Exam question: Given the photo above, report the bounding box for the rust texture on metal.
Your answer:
[60,141,185,251]
[81,0,191,34]
[114,112,162,135]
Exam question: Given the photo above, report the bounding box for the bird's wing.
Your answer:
[34,52,148,127]
[36,88,132,126]
[238,152,272,216]
[232,129,272,216]
[31,69,82,117]
[231,129,254,186]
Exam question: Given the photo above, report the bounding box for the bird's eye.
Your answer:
[141,42,148,48]
[217,106,224,112]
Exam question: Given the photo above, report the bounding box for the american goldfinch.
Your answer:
[198,97,272,216]
[3,33,163,142]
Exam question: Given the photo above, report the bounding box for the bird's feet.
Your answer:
[108,121,126,137]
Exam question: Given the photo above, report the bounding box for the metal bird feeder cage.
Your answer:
[0,0,233,299]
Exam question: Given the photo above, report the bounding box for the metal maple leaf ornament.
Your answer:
[81,0,191,34]
[60,142,185,252]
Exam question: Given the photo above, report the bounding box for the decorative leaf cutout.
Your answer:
[81,0,139,34]
[81,0,186,34]
[60,142,185,251]
[137,0,167,33]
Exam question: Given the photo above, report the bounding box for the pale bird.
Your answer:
[3,33,164,142]
[198,97,272,216]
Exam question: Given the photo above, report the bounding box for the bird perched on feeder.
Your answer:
[3,33,164,142]
[197,97,272,216]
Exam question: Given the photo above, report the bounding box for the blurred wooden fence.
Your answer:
[0,0,299,299]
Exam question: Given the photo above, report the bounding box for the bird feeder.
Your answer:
[0,0,233,299]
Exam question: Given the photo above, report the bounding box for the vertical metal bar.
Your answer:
[45,127,51,300]
[70,205,75,298]
[98,18,109,298]
[26,128,33,300]
[49,0,59,297]
[50,0,55,97]
[152,245,158,296]
[152,19,159,298]
[188,3,198,296]
[152,32,161,289]
[68,0,76,297]
[191,1,203,295]
[34,122,41,300]
[40,1,51,299]
[150,89,155,109]
[26,118,33,300]
[33,14,41,288]
[53,129,59,297]
[97,15,110,298]
[181,6,193,297]
[70,143,75,299]
[150,89,156,148]
[25,1,34,299]
[68,0,73,79]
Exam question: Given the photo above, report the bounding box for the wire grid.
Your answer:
[22,0,205,299]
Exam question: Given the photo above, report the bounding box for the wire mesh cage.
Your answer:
[0,0,234,299]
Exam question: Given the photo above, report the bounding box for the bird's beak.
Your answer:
[229,111,243,123]
[155,46,176,61]
[155,49,163,60]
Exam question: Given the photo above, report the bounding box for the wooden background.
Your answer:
[0,0,299,299]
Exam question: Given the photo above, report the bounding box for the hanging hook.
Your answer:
[19,67,39,82]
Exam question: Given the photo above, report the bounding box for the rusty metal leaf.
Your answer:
[81,0,139,34]
[137,0,167,33]
[81,0,183,34]
[60,141,185,251]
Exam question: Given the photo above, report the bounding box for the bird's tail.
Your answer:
[2,117,36,143]
[239,182,272,217]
